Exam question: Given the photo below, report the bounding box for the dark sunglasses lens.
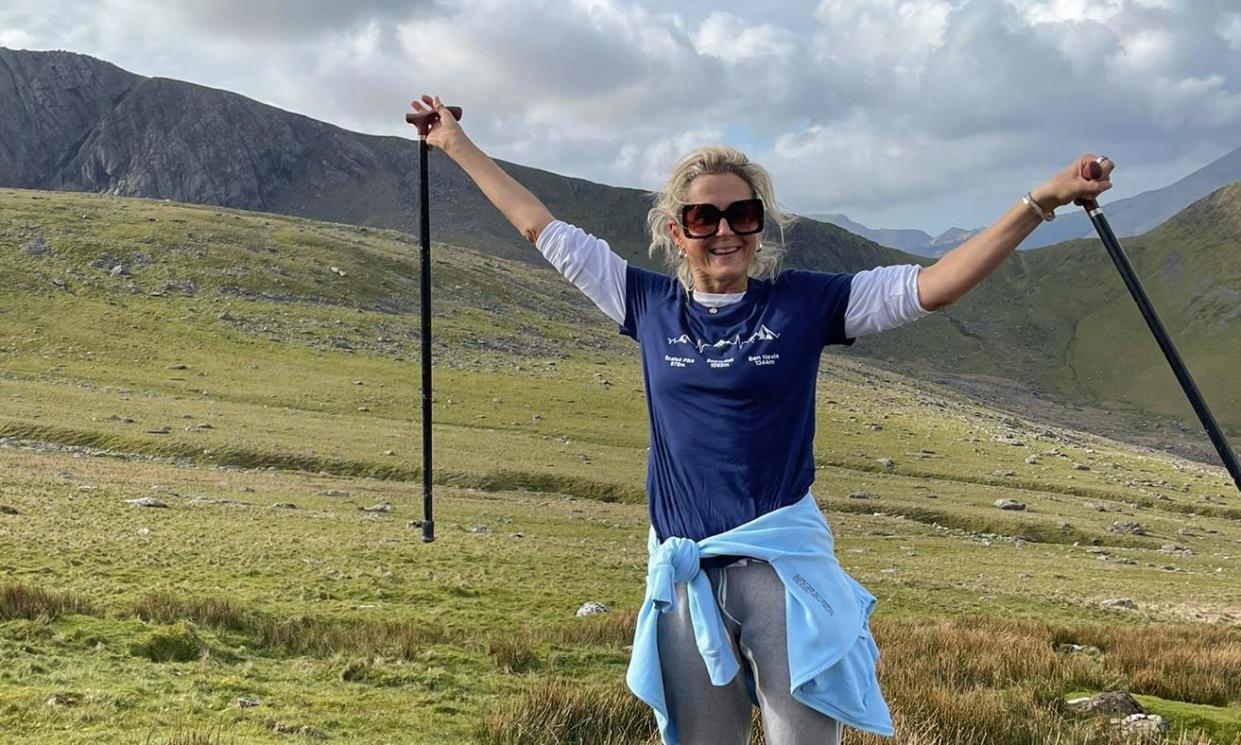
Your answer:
[683,204,723,238]
[726,200,763,235]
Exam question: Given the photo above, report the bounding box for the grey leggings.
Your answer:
[657,559,844,745]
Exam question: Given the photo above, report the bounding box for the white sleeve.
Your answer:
[535,220,628,325]
[844,264,933,339]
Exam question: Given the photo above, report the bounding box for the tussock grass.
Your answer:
[143,729,236,745]
[1048,623,1241,707]
[0,582,94,621]
[249,614,458,659]
[482,617,1241,744]
[134,593,250,630]
[130,622,208,663]
[474,678,657,745]
[545,611,638,647]
[490,633,542,674]
[128,592,458,659]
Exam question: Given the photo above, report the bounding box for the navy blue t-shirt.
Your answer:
[621,266,855,544]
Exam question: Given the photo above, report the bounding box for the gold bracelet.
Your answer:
[1022,192,1055,222]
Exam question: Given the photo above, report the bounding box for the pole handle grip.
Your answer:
[406,106,462,137]
[1074,160,1103,210]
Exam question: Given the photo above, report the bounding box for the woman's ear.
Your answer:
[667,218,684,252]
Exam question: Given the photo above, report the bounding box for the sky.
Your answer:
[3,0,1241,234]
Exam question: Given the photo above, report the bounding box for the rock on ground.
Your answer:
[1111,520,1146,535]
[576,601,610,617]
[1066,691,1144,716]
[125,497,169,508]
[1114,713,1169,739]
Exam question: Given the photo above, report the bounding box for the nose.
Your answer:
[715,216,735,237]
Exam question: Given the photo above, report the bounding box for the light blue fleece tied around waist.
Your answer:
[625,493,895,744]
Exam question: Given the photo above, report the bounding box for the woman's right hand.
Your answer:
[410,94,469,156]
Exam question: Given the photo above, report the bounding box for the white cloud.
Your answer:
[1010,0,1125,24]
[692,12,797,63]
[0,28,36,48]
[613,127,729,186]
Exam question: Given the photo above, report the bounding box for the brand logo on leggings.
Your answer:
[791,574,834,615]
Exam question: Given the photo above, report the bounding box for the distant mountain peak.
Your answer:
[1022,143,1241,250]
[807,212,979,257]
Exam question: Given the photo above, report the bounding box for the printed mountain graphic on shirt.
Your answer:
[667,325,781,353]
[748,325,780,343]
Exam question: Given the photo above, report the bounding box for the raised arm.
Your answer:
[411,95,626,323]
[411,95,553,243]
[916,154,1115,311]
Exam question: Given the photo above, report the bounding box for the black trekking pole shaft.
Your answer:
[419,138,435,542]
[1078,199,1241,493]
[405,103,461,543]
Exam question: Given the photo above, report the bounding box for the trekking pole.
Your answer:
[1077,159,1241,494]
[406,104,463,542]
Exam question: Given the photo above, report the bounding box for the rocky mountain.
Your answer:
[0,47,911,276]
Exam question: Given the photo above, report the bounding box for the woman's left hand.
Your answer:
[1031,154,1115,211]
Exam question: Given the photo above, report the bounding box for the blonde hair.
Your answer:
[646,146,792,291]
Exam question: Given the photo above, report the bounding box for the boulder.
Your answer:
[1114,713,1169,740]
[1066,691,1143,716]
[576,601,610,617]
[1110,520,1146,535]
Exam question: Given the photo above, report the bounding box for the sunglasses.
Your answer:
[680,198,765,239]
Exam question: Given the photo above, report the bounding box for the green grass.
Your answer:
[0,188,1239,743]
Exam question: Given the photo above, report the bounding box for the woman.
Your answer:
[410,95,1113,745]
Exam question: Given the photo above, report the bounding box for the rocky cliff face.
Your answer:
[0,49,137,187]
[0,47,909,271]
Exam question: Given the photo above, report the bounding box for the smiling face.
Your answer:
[669,172,761,294]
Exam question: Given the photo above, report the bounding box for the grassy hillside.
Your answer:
[1061,184,1241,421]
[0,189,1239,744]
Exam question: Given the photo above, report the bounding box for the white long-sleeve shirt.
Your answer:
[535,220,931,338]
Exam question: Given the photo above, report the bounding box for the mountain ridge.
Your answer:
[806,212,982,257]
[0,47,917,278]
